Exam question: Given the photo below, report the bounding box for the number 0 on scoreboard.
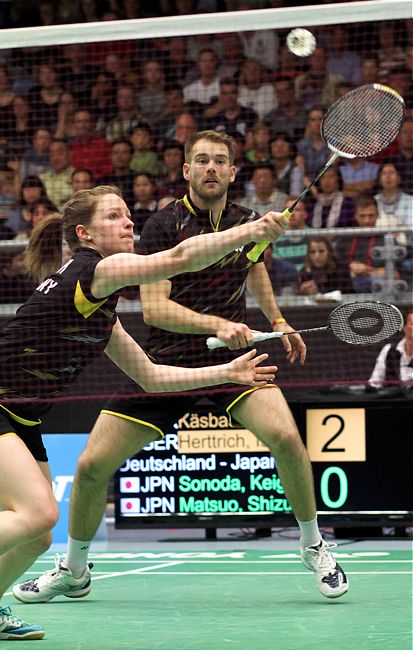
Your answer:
[306,408,366,462]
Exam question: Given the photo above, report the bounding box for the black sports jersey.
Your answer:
[138,194,262,367]
[0,248,119,403]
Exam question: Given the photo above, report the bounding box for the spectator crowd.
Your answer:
[0,1,412,302]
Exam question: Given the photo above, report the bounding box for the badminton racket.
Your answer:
[206,301,403,349]
[247,83,405,262]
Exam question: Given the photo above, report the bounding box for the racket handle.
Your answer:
[206,331,284,349]
[246,208,293,262]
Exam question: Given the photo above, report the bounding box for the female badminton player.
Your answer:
[0,185,284,640]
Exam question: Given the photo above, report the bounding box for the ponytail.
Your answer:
[24,213,63,282]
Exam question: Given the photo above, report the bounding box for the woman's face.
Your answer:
[23,186,42,204]
[320,168,339,194]
[379,164,400,190]
[133,176,154,202]
[308,241,329,268]
[85,193,135,257]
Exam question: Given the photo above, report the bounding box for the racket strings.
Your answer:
[328,302,403,345]
[322,85,405,158]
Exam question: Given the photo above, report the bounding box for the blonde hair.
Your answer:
[25,185,122,282]
[184,130,236,165]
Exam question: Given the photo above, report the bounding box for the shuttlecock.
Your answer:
[286,28,316,57]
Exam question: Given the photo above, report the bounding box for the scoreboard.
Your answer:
[114,396,412,529]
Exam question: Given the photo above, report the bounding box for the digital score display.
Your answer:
[114,400,413,529]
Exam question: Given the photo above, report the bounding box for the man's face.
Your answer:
[183,139,235,203]
[163,147,183,171]
[111,143,132,170]
[220,83,238,110]
[355,204,378,228]
[252,169,274,197]
[74,112,94,139]
[198,51,217,78]
[72,171,93,192]
[49,142,69,172]
[33,129,51,153]
[117,87,135,111]
[275,81,294,107]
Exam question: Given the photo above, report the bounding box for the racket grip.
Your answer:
[206,331,283,349]
[246,208,293,262]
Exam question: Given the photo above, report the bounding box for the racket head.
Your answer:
[322,84,405,159]
[327,301,404,345]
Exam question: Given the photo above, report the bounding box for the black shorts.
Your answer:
[102,386,271,438]
[0,404,48,462]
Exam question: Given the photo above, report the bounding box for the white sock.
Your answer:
[64,536,91,579]
[297,516,322,549]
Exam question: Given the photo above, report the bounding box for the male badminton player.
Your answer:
[14,131,348,608]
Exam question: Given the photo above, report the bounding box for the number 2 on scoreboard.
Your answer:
[306,408,366,462]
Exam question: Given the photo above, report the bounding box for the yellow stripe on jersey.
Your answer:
[74,280,108,319]
[0,404,41,426]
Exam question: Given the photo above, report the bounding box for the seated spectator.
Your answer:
[6,175,47,238]
[204,78,258,138]
[19,127,52,180]
[2,94,34,155]
[263,76,307,141]
[0,153,20,203]
[130,123,160,176]
[390,120,413,194]
[217,32,245,82]
[339,157,379,198]
[374,162,413,229]
[28,62,62,131]
[165,112,198,146]
[296,107,329,179]
[360,53,380,85]
[164,37,193,89]
[294,46,341,111]
[0,66,16,146]
[88,71,118,133]
[183,49,220,107]
[326,25,361,85]
[241,164,287,215]
[70,168,94,193]
[13,196,57,241]
[54,91,79,140]
[275,46,301,82]
[245,121,272,165]
[0,252,36,303]
[70,110,111,180]
[186,33,223,64]
[137,60,167,126]
[368,307,413,389]
[298,236,353,296]
[97,139,135,209]
[156,140,186,200]
[0,159,17,239]
[377,20,407,82]
[273,197,311,273]
[102,52,139,89]
[60,43,98,106]
[270,132,304,197]
[306,166,355,229]
[158,85,187,140]
[227,133,254,202]
[387,67,413,109]
[105,84,145,143]
[335,195,399,293]
[41,138,75,209]
[263,243,299,296]
[132,173,158,235]
[238,58,277,119]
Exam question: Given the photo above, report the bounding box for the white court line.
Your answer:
[91,561,183,580]
[34,558,413,564]
[89,570,411,577]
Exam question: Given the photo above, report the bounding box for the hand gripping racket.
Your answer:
[206,302,403,349]
[247,83,406,262]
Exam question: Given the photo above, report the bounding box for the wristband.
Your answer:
[271,317,286,328]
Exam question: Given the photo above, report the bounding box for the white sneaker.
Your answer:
[301,540,349,598]
[13,554,92,604]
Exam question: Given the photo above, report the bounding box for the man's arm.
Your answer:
[140,279,260,350]
[247,262,306,365]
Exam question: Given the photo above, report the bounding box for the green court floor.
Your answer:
[5,549,412,650]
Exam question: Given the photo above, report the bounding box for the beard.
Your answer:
[191,178,229,203]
